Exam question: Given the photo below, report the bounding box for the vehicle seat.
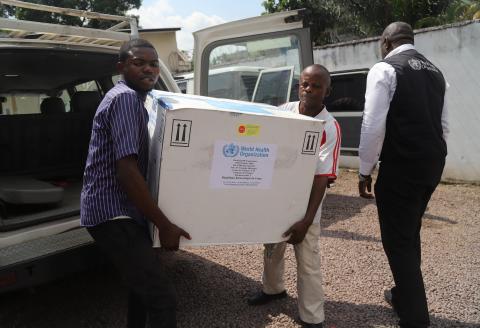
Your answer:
[40,97,65,114]
[70,91,101,116]
[0,176,64,205]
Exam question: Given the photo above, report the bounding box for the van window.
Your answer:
[203,68,261,101]
[176,80,188,94]
[0,92,71,115]
[206,34,302,103]
[112,74,121,85]
[59,90,72,112]
[325,70,368,112]
[324,70,369,154]
[208,72,233,98]
[0,94,45,115]
[240,74,259,100]
[75,80,100,92]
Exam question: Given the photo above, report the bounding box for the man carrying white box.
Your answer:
[247,65,342,328]
[81,39,190,328]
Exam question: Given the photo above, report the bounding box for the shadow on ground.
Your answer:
[322,194,457,242]
[321,193,382,243]
[323,300,479,328]
[0,248,476,328]
[322,193,373,229]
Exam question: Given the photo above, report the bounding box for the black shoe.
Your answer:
[384,289,399,317]
[247,290,287,306]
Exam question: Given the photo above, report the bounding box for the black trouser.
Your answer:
[87,219,176,328]
[374,159,445,328]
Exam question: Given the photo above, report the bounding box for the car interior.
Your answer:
[0,47,118,231]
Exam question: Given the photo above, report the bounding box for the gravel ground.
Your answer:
[1,169,479,328]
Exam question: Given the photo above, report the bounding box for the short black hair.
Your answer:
[119,38,157,62]
[383,22,414,45]
[302,64,331,87]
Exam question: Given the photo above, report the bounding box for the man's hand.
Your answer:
[358,174,374,199]
[158,222,191,251]
[283,220,310,245]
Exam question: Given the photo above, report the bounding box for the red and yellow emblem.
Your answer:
[237,124,260,136]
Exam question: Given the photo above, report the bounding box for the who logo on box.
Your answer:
[223,143,239,157]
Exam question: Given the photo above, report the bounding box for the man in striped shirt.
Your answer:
[81,39,190,328]
[248,65,341,328]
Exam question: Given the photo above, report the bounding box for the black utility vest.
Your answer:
[380,49,447,162]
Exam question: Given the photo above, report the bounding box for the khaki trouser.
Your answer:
[262,223,324,324]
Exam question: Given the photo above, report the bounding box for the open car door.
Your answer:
[192,9,312,106]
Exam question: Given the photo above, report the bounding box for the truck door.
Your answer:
[193,9,312,105]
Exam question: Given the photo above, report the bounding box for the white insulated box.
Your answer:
[145,91,325,247]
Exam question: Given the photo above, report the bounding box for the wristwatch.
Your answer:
[358,173,371,182]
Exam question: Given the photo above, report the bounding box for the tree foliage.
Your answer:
[1,0,141,28]
[416,0,480,27]
[341,0,452,35]
[263,0,480,45]
[262,0,362,44]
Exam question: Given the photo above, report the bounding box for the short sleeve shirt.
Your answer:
[278,101,342,223]
[80,80,149,226]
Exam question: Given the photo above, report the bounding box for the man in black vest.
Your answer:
[358,22,449,328]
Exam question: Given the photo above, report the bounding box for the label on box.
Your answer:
[210,140,277,189]
[237,124,260,136]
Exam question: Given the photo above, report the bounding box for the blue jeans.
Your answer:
[87,219,176,328]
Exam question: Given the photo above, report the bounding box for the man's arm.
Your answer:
[109,93,190,250]
[283,116,341,244]
[358,62,395,198]
[116,156,190,251]
[283,175,329,245]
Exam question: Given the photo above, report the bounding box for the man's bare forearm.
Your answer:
[302,175,328,226]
